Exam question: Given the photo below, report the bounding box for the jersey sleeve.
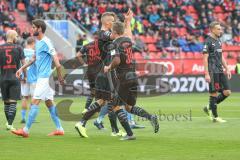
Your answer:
[109,43,120,59]
[202,40,210,54]
[99,31,112,41]
[46,40,57,56]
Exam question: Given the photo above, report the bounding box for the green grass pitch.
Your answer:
[0,93,240,160]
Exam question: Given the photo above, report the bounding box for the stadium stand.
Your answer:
[11,0,240,60]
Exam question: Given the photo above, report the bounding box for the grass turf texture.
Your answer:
[0,93,240,160]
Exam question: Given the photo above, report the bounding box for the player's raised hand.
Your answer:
[124,9,133,22]
[104,66,111,73]
[16,69,22,79]
[205,73,211,83]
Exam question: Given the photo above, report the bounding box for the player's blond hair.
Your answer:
[6,30,18,42]
[209,21,221,29]
[101,12,117,24]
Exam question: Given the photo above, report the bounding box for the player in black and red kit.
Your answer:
[0,30,26,131]
[203,21,231,123]
[75,11,133,138]
[76,32,103,112]
[104,21,159,140]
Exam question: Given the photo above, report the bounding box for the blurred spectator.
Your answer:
[221,27,233,44]
[134,34,145,52]
[235,56,240,74]
[142,46,150,60]
[32,0,240,57]
[8,0,16,11]
[27,1,37,21]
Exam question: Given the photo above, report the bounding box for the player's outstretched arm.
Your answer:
[53,54,64,85]
[222,54,231,79]
[123,9,133,40]
[16,55,36,79]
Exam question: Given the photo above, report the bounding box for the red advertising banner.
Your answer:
[136,59,237,75]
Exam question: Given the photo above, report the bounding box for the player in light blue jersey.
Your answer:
[12,19,65,138]
[20,37,37,124]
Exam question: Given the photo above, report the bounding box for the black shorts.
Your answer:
[0,79,21,101]
[209,73,230,93]
[95,73,111,101]
[115,79,138,106]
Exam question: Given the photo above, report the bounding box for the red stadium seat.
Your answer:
[190,13,198,20]
[223,52,228,59]
[157,52,162,58]
[223,45,240,52]
[43,3,49,11]
[186,52,194,59]
[17,2,25,11]
[134,52,143,60]
[180,52,186,59]
[194,53,203,59]
[234,36,240,43]
[179,28,187,36]
[148,44,157,52]
[149,52,159,59]
[145,36,157,44]
[214,6,223,13]
[188,6,197,13]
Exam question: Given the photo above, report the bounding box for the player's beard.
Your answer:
[33,31,39,36]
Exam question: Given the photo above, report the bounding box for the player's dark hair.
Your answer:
[209,21,221,29]
[112,21,125,35]
[32,19,47,33]
[26,37,35,45]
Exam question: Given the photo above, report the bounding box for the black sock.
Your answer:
[115,109,133,136]
[130,106,152,120]
[216,92,228,104]
[8,102,17,125]
[85,96,94,109]
[108,110,119,133]
[4,102,10,122]
[209,96,218,118]
[81,102,101,127]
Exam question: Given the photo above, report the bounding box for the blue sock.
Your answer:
[96,105,108,123]
[21,109,27,121]
[25,104,39,132]
[123,109,135,125]
[127,113,134,122]
[48,106,63,131]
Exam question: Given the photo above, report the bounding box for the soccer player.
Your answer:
[0,30,26,131]
[75,11,132,138]
[12,19,65,137]
[20,37,37,124]
[76,31,123,133]
[203,21,231,123]
[76,31,106,129]
[104,21,159,140]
